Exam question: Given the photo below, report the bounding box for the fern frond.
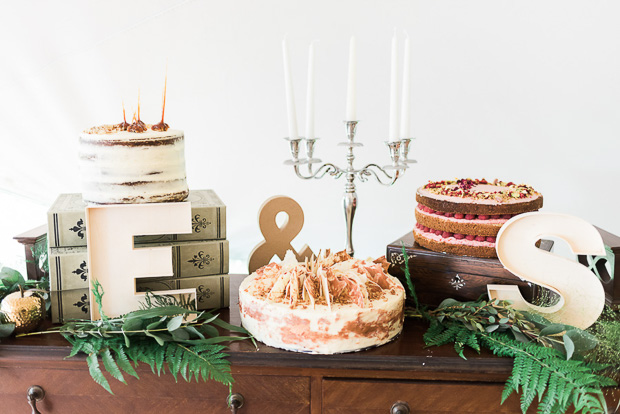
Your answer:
[87,352,112,394]
[111,344,139,379]
[101,347,125,384]
[481,332,613,414]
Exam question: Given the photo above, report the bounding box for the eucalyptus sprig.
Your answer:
[19,280,254,394]
[428,298,598,360]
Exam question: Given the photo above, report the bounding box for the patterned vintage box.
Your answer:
[51,275,229,323]
[51,275,230,323]
[136,274,230,310]
[51,288,93,323]
[50,240,229,291]
[47,190,226,248]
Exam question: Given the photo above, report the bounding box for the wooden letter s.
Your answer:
[489,212,605,329]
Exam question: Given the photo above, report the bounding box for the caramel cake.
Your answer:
[239,251,405,354]
[78,99,189,204]
[414,178,543,258]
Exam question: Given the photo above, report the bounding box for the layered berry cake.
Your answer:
[413,178,543,258]
[239,250,405,354]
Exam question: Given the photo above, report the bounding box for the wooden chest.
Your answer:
[1,275,618,413]
[386,232,553,307]
[578,226,620,308]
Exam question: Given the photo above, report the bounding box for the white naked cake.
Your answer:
[239,251,405,354]
[79,123,189,204]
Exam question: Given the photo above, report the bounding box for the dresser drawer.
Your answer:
[0,365,310,413]
[322,378,529,414]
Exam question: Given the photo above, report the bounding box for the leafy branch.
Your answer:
[19,280,254,394]
[428,298,598,360]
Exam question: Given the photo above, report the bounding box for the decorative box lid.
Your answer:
[47,190,226,248]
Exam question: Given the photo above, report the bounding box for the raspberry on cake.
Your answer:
[413,178,543,258]
[239,250,405,354]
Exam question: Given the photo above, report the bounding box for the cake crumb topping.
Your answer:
[251,250,401,310]
[83,122,173,134]
[127,119,148,133]
[423,178,538,201]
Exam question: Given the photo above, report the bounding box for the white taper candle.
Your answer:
[400,32,411,139]
[305,41,316,140]
[389,30,400,142]
[345,36,357,121]
[282,38,299,140]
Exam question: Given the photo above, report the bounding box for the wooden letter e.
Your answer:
[85,203,193,319]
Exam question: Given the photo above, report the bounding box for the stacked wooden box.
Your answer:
[386,232,553,307]
[48,190,229,323]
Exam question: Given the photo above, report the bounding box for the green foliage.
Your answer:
[63,334,233,394]
[400,243,617,413]
[424,320,480,359]
[400,243,419,310]
[0,312,15,338]
[31,236,49,274]
[22,280,253,394]
[586,308,620,383]
[428,298,598,360]
[424,321,615,414]
[0,266,27,300]
[483,333,615,414]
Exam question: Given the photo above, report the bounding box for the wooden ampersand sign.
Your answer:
[248,196,314,273]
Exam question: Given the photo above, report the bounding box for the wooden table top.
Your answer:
[0,275,514,381]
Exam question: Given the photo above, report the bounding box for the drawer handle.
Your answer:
[391,400,411,414]
[27,385,45,414]
[227,393,245,413]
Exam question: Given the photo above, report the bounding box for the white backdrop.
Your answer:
[1,0,619,274]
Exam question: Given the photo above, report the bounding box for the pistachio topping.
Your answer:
[423,178,539,201]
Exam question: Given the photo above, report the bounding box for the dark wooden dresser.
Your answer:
[0,275,615,413]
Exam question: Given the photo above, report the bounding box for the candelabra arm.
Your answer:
[357,163,401,186]
[284,121,412,256]
[293,163,344,180]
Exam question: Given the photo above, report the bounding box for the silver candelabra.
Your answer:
[285,120,416,257]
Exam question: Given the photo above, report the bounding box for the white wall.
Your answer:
[1,0,619,274]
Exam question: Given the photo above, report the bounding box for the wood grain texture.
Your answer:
[322,378,533,414]
[386,233,552,306]
[12,224,47,280]
[0,366,310,414]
